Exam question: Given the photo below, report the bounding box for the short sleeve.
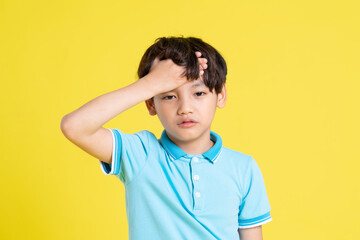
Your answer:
[238,156,272,229]
[99,128,154,185]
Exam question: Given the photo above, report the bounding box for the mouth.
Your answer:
[178,119,198,128]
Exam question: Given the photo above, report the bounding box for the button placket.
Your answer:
[191,156,203,211]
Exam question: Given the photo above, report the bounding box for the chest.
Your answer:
[142,154,242,218]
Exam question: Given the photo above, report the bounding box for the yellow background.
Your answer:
[1,0,359,239]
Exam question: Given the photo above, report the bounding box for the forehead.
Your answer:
[179,78,207,90]
[189,79,206,87]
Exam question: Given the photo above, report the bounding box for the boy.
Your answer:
[60,36,272,240]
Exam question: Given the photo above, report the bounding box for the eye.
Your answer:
[162,95,176,100]
[195,92,206,97]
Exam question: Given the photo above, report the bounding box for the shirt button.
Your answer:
[193,157,199,162]
[195,192,201,198]
[193,175,200,180]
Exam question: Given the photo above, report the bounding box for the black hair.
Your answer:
[137,36,227,94]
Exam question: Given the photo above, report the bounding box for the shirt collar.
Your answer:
[159,130,223,163]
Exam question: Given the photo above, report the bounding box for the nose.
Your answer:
[177,97,193,115]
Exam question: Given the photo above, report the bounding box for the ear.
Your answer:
[145,98,157,116]
[216,85,227,108]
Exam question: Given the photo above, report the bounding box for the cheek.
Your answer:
[155,106,173,122]
[204,105,217,120]
[155,104,171,115]
[200,100,217,112]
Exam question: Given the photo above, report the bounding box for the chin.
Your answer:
[171,130,204,142]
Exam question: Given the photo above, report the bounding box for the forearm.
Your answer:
[61,77,155,136]
[61,55,206,137]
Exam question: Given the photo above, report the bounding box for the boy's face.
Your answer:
[145,78,227,146]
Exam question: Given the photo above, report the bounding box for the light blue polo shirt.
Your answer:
[99,128,272,240]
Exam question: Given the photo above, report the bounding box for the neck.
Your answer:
[167,131,214,155]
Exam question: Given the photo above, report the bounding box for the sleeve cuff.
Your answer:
[238,212,272,229]
[99,128,120,175]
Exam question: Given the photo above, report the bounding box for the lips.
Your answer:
[178,119,198,127]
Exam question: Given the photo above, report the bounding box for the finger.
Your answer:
[195,51,202,57]
[197,56,207,70]
[198,57,207,64]
[199,62,207,70]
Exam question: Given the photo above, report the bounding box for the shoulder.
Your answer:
[110,129,160,149]
[220,147,266,196]
[111,129,157,139]
[221,147,253,164]
[133,129,158,140]
[220,147,259,174]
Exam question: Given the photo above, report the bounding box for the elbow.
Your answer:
[60,114,94,141]
[60,115,77,139]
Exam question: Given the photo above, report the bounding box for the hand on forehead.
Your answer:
[151,51,208,77]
